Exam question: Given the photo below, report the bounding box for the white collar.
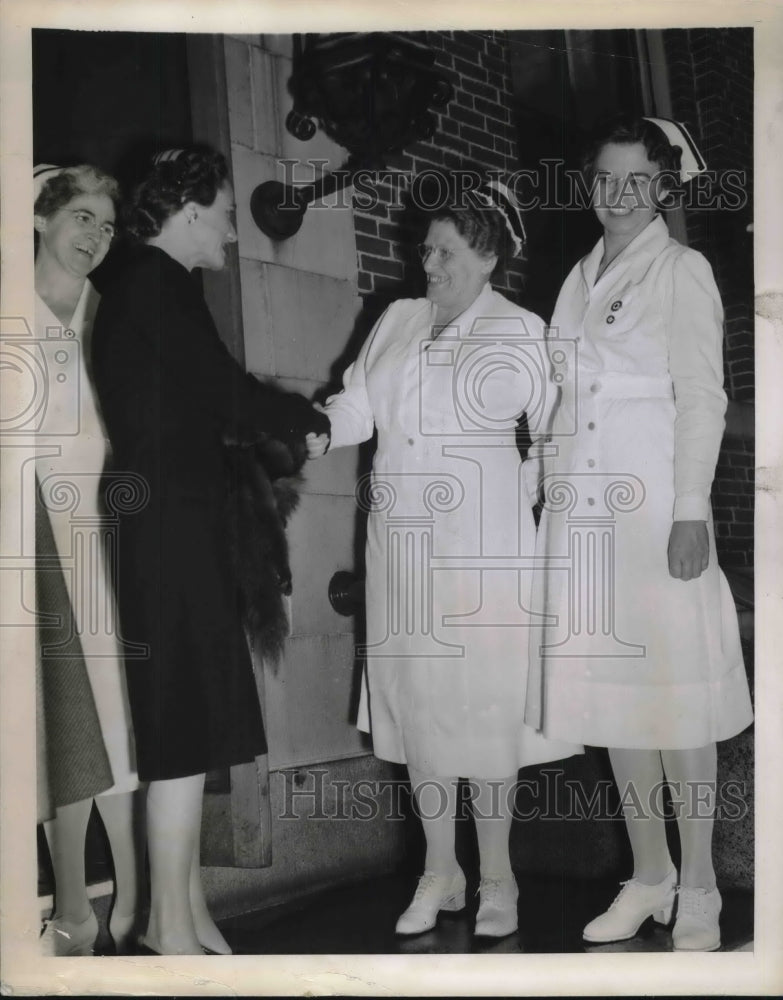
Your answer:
[581,215,671,288]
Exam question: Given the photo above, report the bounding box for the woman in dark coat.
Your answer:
[92,146,329,955]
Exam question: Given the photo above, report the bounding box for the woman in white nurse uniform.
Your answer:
[309,180,579,938]
[34,164,141,955]
[526,118,753,951]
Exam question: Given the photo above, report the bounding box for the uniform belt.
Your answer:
[564,371,673,400]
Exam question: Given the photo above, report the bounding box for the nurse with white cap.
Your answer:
[526,116,753,952]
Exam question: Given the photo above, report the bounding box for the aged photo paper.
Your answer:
[1,0,781,995]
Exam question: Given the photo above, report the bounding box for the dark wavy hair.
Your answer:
[126,146,229,239]
[34,165,119,218]
[581,116,683,200]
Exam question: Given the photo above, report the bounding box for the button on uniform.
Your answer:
[606,315,615,324]
[611,300,622,311]
[407,437,414,445]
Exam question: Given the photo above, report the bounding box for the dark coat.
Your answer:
[92,244,327,781]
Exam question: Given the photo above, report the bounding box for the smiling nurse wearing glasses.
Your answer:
[309,176,580,940]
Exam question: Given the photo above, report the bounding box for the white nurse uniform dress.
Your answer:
[325,282,580,777]
[525,216,753,749]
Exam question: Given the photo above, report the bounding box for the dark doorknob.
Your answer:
[328,571,365,616]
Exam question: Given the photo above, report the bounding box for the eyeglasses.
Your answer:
[67,209,116,241]
[416,243,464,264]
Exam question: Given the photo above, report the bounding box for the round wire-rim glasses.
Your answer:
[416,243,467,264]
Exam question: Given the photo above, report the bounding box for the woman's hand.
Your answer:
[306,432,329,459]
[667,520,709,581]
[305,401,330,458]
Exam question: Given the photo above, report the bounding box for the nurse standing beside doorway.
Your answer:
[526,116,753,952]
[309,179,580,939]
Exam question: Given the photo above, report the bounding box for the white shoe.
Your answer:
[40,909,99,956]
[673,886,722,951]
[475,876,518,937]
[395,870,466,935]
[583,870,676,943]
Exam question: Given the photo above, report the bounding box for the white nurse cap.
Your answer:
[473,178,526,257]
[642,117,707,182]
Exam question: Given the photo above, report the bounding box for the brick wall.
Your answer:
[663,27,754,567]
[346,28,754,566]
[352,30,526,307]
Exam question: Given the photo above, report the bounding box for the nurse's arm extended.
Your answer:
[307,306,388,458]
[666,250,728,582]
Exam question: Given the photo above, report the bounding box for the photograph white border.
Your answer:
[2,1,781,994]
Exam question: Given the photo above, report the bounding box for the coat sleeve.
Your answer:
[666,249,727,521]
[98,258,328,447]
[322,306,392,449]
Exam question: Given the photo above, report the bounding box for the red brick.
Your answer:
[460,124,493,148]
[449,104,486,129]
[360,255,405,279]
[361,199,391,220]
[453,57,488,83]
[469,146,507,169]
[411,147,446,169]
[438,136,473,157]
[353,214,378,235]
[356,233,393,257]
[474,97,510,122]
[467,78,505,102]
[443,150,467,170]
[444,37,484,62]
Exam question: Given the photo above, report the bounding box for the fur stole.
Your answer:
[223,432,306,668]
